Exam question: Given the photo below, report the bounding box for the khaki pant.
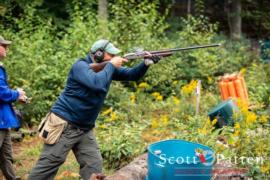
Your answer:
[28,124,102,180]
[0,129,17,180]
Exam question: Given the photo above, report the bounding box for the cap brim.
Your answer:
[105,44,121,55]
[0,40,12,45]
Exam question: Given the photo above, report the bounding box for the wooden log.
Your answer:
[105,154,148,180]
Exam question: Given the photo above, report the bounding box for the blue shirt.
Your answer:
[51,55,148,130]
[0,65,20,129]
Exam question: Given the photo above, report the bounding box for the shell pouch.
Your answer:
[38,112,67,145]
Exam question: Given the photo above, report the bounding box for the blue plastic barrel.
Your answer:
[147,139,215,180]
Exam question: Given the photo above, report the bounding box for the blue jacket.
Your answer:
[51,55,149,130]
[0,65,20,129]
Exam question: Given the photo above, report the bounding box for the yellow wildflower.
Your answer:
[151,118,159,128]
[198,118,212,135]
[161,115,169,126]
[233,123,240,136]
[233,130,240,136]
[102,108,117,121]
[246,112,257,124]
[110,112,117,121]
[99,124,106,129]
[151,92,160,98]
[197,128,207,135]
[102,107,112,116]
[151,92,163,101]
[206,118,211,125]
[172,96,180,105]
[255,147,262,155]
[173,80,178,85]
[239,68,246,75]
[227,137,237,147]
[181,80,197,95]
[130,93,136,103]
[207,76,213,84]
[156,95,163,101]
[238,100,249,115]
[261,115,268,123]
[234,122,240,129]
[211,118,218,126]
[233,131,240,137]
[260,164,270,173]
[138,82,149,89]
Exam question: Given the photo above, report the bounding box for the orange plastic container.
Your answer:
[233,79,246,102]
[227,81,237,98]
[218,73,249,106]
[218,81,229,100]
[238,75,249,101]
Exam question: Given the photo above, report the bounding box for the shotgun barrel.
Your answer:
[90,43,221,72]
[123,43,221,60]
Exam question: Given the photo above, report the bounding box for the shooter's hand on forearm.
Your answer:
[143,52,161,66]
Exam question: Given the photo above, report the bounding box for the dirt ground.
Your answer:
[0,135,79,180]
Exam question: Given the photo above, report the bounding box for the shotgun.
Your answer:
[90,43,221,72]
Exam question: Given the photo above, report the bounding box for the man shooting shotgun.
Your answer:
[91,43,220,72]
[29,39,160,180]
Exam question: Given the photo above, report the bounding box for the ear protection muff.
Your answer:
[93,41,110,63]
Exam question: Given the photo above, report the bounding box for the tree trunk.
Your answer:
[98,0,108,21]
[97,0,109,36]
[187,0,192,15]
[227,0,242,40]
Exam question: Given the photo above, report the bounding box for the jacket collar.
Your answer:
[85,54,94,64]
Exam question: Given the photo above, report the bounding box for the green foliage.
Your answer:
[142,17,254,96]
[194,0,205,17]
[245,63,270,106]
[242,0,270,37]
[109,0,168,48]
[97,123,146,169]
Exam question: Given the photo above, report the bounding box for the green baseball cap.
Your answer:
[0,36,11,45]
[90,39,121,55]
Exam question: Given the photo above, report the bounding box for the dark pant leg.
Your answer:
[28,125,84,180]
[0,129,17,180]
[73,130,103,180]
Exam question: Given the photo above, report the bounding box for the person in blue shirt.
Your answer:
[29,39,160,180]
[0,36,27,180]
